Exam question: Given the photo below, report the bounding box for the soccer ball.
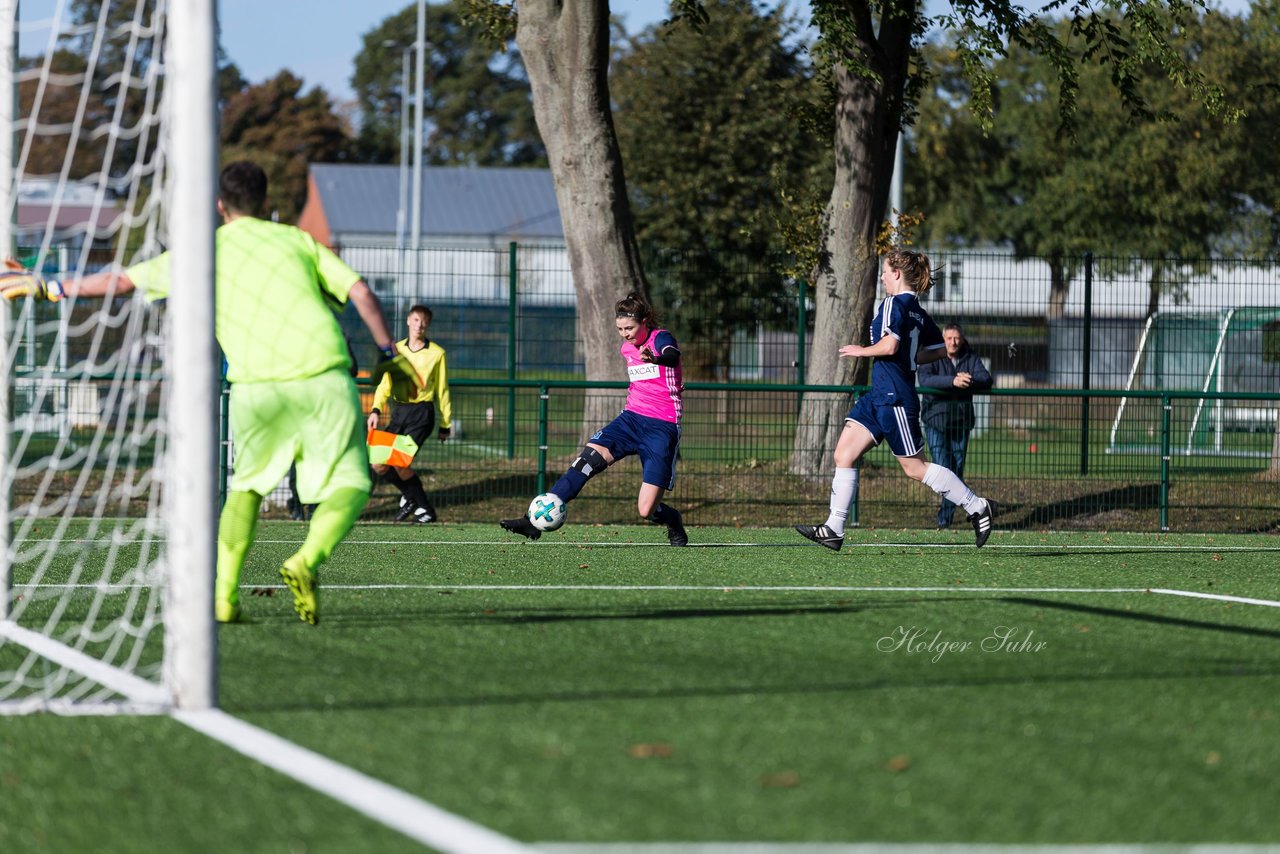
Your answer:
[528,493,566,532]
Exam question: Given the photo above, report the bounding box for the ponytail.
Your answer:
[885,248,935,296]
[614,291,658,327]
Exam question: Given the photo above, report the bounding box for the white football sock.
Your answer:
[823,467,858,535]
[922,462,985,515]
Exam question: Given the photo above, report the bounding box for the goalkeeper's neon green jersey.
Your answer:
[126,216,360,384]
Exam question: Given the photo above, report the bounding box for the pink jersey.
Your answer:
[621,328,683,423]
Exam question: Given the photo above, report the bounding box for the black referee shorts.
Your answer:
[386,401,436,450]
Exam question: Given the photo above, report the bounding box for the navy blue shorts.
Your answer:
[846,394,924,458]
[590,409,681,490]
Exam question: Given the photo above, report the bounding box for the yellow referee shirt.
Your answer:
[372,339,452,431]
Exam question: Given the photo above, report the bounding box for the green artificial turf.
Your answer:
[4,523,1280,850]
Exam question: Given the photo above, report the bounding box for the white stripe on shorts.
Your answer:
[893,405,919,456]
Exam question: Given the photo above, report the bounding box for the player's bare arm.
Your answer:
[840,335,899,359]
[1,264,137,301]
[914,345,947,365]
[67,270,139,299]
[348,280,395,352]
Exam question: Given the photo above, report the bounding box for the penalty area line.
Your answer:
[257,538,1280,552]
[16,583,1152,595]
[1150,588,1280,608]
[21,583,1280,609]
[18,537,1280,554]
[533,845,1280,853]
[298,583,1152,595]
[175,709,534,854]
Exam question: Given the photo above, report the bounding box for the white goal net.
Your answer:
[0,0,216,714]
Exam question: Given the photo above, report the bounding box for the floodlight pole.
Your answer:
[411,0,425,252]
[398,48,410,251]
[384,39,410,251]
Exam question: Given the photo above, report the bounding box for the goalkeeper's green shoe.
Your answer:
[215,599,241,624]
[280,557,319,625]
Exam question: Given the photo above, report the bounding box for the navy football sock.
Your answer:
[651,503,679,525]
[550,446,609,503]
[550,468,588,503]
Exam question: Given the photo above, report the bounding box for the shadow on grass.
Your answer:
[434,599,906,626]
[1000,483,1162,530]
[224,593,1280,715]
[229,660,1280,715]
[366,472,541,511]
[305,595,954,629]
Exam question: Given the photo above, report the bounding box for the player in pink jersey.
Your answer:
[501,292,688,545]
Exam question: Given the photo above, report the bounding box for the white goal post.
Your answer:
[0,0,217,713]
[1108,307,1280,459]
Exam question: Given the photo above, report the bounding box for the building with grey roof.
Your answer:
[14,179,122,253]
[299,163,564,250]
[300,162,575,369]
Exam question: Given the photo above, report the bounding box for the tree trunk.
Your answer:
[1046,252,1069,320]
[516,0,646,440]
[789,21,910,476]
[1271,418,1280,474]
[1146,260,1164,320]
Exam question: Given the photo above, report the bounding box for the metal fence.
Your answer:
[335,379,1278,534]
[335,244,1280,392]
[11,246,1280,532]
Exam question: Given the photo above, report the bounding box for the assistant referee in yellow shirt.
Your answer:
[367,304,453,523]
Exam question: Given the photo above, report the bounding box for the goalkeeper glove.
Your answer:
[0,259,63,302]
[372,346,417,389]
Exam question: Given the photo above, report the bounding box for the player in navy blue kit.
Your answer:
[796,249,994,551]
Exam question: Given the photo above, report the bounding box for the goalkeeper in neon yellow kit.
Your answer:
[1,161,398,625]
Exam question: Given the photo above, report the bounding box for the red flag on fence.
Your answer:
[367,429,419,468]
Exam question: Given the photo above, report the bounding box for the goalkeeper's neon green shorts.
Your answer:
[228,368,371,502]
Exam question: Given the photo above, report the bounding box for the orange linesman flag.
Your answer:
[366,429,419,467]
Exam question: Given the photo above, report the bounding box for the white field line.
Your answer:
[285,584,1151,594]
[533,845,1280,853]
[16,583,1152,594]
[0,620,533,851]
[5,585,1274,852]
[0,621,169,711]
[17,537,1280,552]
[310,540,1280,551]
[174,709,534,854]
[1150,588,1280,608]
[7,580,1271,854]
[19,583,1280,610]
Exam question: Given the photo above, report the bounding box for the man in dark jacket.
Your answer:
[918,323,994,528]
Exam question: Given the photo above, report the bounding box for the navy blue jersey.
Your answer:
[867,292,944,405]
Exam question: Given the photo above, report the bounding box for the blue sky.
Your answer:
[218,0,1253,106]
[219,0,679,104]
[22,0,1256,108]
